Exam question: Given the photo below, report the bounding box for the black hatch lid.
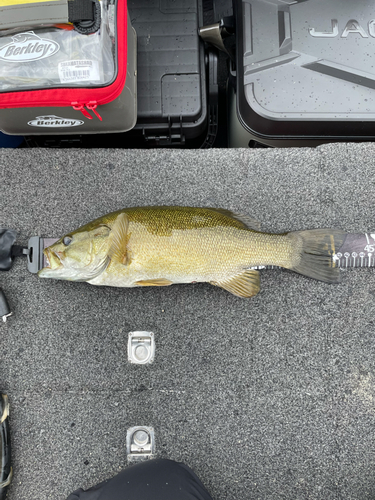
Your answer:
[128,0,207,140]
[235,0,375,140]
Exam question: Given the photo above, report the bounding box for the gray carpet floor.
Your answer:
[1,144,375,500]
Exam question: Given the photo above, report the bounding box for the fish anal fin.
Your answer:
[210,270,260,298]
[135,278,173,287]
[210,208,261,231]
[108,213,129,265]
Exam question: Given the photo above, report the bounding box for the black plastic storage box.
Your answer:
[234,0,375,145]
[127,0,208,147]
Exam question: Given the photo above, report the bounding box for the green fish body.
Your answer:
[39,206,345,298]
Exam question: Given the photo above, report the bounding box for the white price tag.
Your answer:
[108,5,115,37]
[58,60,100,84]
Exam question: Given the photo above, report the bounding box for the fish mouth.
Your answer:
[39,246,109,282]
[43,249,51,269]
[43,248,62,269]
[38,248,63,277]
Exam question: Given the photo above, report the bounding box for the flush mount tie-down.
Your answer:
[126,426,155,461]
[128,332,155,365]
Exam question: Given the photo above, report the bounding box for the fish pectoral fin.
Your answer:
[108,213,129,265]
[135,279,173,287]
[210,270,260,298]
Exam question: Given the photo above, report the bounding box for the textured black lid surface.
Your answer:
[236,0,375,139]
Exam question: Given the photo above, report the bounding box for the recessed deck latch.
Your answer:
[128,331,155,364]
[126,426,155,461]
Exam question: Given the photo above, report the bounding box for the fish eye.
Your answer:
[63,236,72,246]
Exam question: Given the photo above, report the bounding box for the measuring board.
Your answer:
[1,232,374,322]
[333,233,375,269]
[7,233,375,274]
[29,234,375,273]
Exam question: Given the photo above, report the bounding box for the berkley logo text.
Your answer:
[309,20,375,38]
[28,116,84,128]
[0,32,59,62]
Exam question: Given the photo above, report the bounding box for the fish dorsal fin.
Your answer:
[135,278,173,286]
[210,270,260,298]
[108,213,129,265]
[210,208,261,231]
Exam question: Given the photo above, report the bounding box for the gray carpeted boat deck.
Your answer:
[1,144,375,499]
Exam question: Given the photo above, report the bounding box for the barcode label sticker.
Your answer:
[108,5,115,37]
[58,60,100,84]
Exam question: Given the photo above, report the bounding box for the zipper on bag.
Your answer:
[72,101,103,121]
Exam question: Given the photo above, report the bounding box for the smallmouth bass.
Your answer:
[38,206,346,298]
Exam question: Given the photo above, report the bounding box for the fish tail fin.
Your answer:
[288,229,346,283]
